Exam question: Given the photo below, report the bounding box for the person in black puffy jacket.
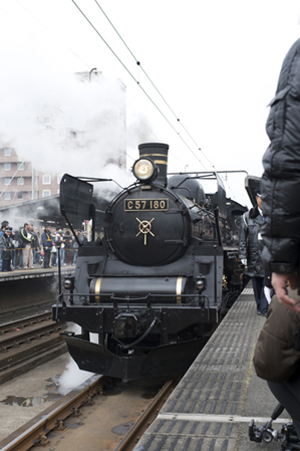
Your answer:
[261,38,300,314]
[260,38,300,442]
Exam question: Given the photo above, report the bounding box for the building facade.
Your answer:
[0,146,60,207]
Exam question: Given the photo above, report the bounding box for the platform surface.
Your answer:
[0,264,74,282]
[135,286,290,451]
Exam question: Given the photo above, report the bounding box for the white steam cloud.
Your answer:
[0,35,131,183]
[57,324,99,395]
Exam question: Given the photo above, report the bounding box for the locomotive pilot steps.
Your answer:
[53,142,247,381]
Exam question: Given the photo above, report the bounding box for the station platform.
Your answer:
[135,286,291,451]
[0,264,74,283]
[0,265,75,321]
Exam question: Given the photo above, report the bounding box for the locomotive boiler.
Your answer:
[53,142,247,381]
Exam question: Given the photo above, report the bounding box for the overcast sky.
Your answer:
[0,0,300,206]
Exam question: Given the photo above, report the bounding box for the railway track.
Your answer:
[0,312,67,385]
[0,374,180,451]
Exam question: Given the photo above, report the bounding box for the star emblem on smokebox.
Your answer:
[136,217,155,245]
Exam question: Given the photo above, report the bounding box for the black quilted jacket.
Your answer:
[239,206,264,277]
[261,38,300,274]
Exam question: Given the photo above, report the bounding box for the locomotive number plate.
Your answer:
[124,198,169,211]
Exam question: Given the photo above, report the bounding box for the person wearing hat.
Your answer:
[0,227,14,272]
[41,225,53,269]
[239,189,269,316]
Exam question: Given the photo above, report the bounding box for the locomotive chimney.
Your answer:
[138,142,169,187]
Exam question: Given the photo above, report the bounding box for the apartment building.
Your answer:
[0,147,60,207]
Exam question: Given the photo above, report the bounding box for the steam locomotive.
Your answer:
[53,142,247,381]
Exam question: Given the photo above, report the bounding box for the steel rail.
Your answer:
[114,375,181,451]
[0,375,107,451]
[0,320,66,352]
[0,312,52,335]
[0,374,180,451]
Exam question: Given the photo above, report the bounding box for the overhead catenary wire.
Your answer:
[14,0,238,198]
[93,0,215,170]
[71,0,207,170]
[89,2,245,200]
[13,0,207,171]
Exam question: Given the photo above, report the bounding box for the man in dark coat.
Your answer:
[261,37,300,313]
[41,226,53,269]
[0,227,14,271]
[239,190,268,315]
[260,38,300,441]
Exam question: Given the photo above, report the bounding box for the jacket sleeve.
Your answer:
[238,213,248,260]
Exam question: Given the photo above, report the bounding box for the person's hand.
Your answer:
[241,259,247,266]
[271,272,300,313]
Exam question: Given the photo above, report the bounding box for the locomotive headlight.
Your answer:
[196,277,206,292]
[64,276,75,290]
[133,158,156,182]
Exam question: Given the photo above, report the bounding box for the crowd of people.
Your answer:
[0,220,88,272]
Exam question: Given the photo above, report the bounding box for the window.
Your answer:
[4,148,11,156]
[4,178,10,185]
[42,190,51,197]
[17,192,23,199]
[4,163,11,171]
[4,192,11,200]
[43,175,51,185]
[17,177,24,185]
[18,162,25,170]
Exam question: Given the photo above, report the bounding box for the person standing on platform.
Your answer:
[253,38,300,442]
[0,226,14,271]
[239,190,268,316]
[55,229,66,266]
[20,222,33,269]
[30,224,39,266]
[41,225,53,269]
[0,221,9,271]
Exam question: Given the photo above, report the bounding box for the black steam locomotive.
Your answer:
[53,142,247,381]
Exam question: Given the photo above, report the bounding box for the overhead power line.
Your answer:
[71,0,210,170]
[93,0,215,170]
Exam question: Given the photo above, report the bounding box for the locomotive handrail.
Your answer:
[58,292,212,304]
